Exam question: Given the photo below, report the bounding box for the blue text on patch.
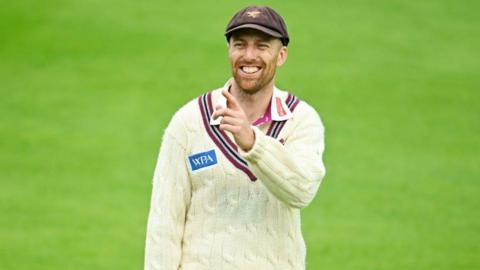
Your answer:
[188,150,218,172]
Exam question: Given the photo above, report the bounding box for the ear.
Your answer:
[276,46,288,67]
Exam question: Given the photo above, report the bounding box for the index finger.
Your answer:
[222,89,240,110]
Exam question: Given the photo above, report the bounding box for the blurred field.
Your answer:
[1,0,479,269]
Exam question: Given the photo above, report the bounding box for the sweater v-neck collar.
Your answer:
[209,79,294,126]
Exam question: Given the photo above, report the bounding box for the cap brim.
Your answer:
[225,23,283,39]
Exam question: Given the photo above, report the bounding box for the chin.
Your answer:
[234,77,263,93]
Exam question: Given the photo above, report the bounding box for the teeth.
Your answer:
[241,66,260,73]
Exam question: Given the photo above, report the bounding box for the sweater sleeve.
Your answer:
[144,114,191,270]
[239,104,326,209]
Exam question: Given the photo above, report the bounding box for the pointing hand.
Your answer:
[212,89,255,151]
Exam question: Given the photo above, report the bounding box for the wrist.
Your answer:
[240,127,255,152]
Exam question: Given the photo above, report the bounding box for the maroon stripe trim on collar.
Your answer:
[198,93,257,181]
[268,93,301,139]
[204,93,246,165]
[266,94,293,136]
[206,92,238,151]
[270,95,296,138]
[266,121,278,137]
[290,96,300,111]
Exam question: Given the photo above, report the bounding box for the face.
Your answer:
[228,29,288,94]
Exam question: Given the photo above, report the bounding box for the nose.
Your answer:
[244,44,257,61]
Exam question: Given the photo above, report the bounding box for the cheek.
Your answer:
[265,56,278,69]
[229,53,240,65]
[263,52,278,66]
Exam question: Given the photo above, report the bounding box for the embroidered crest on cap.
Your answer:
[188,149,218,172]
[246,10,261,18]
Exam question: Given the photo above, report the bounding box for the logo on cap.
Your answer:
[246,10,261,18]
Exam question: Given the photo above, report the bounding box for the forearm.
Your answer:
[240,125,326,209]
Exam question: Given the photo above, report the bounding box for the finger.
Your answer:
[212,108,238,119]
[220,116,242,126]
[212,109,220,120]
[219,124,241,133]
[212,108,225,120]
[222,89,241,110]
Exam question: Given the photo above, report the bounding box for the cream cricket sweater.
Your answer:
[144,83,326,270]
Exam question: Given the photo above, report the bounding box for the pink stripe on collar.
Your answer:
[252,100,272,126]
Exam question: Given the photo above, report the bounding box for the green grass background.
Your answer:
[1,0,479,269]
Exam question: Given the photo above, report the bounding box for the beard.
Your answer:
[231,66,276,95]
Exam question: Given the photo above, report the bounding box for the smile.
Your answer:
[240,66,261,74]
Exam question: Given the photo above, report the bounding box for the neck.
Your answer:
[230,80,274,123]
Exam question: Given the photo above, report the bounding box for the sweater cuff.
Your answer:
[239,126,265,162]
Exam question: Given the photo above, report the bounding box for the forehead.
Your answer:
[230,28,277,42]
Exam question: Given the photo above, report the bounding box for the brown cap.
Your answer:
[225,5,289,46]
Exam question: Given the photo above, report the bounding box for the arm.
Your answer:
[212,90,325,209]
[144,115,191,270]
[240,106,326,209]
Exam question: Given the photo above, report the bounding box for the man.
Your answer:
[144,5,326,270]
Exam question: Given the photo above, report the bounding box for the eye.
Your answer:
[258,43,270,49]
[233,42,244,48]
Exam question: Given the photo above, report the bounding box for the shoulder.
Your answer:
[296,99,323,121]
[166,98,199,135]
[287,92,325,131]
[275,86,324,128]
[166,86,223,134]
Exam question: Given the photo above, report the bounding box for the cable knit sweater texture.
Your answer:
[144,86,326,270]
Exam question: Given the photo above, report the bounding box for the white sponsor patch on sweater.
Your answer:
[187,149,218,172]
